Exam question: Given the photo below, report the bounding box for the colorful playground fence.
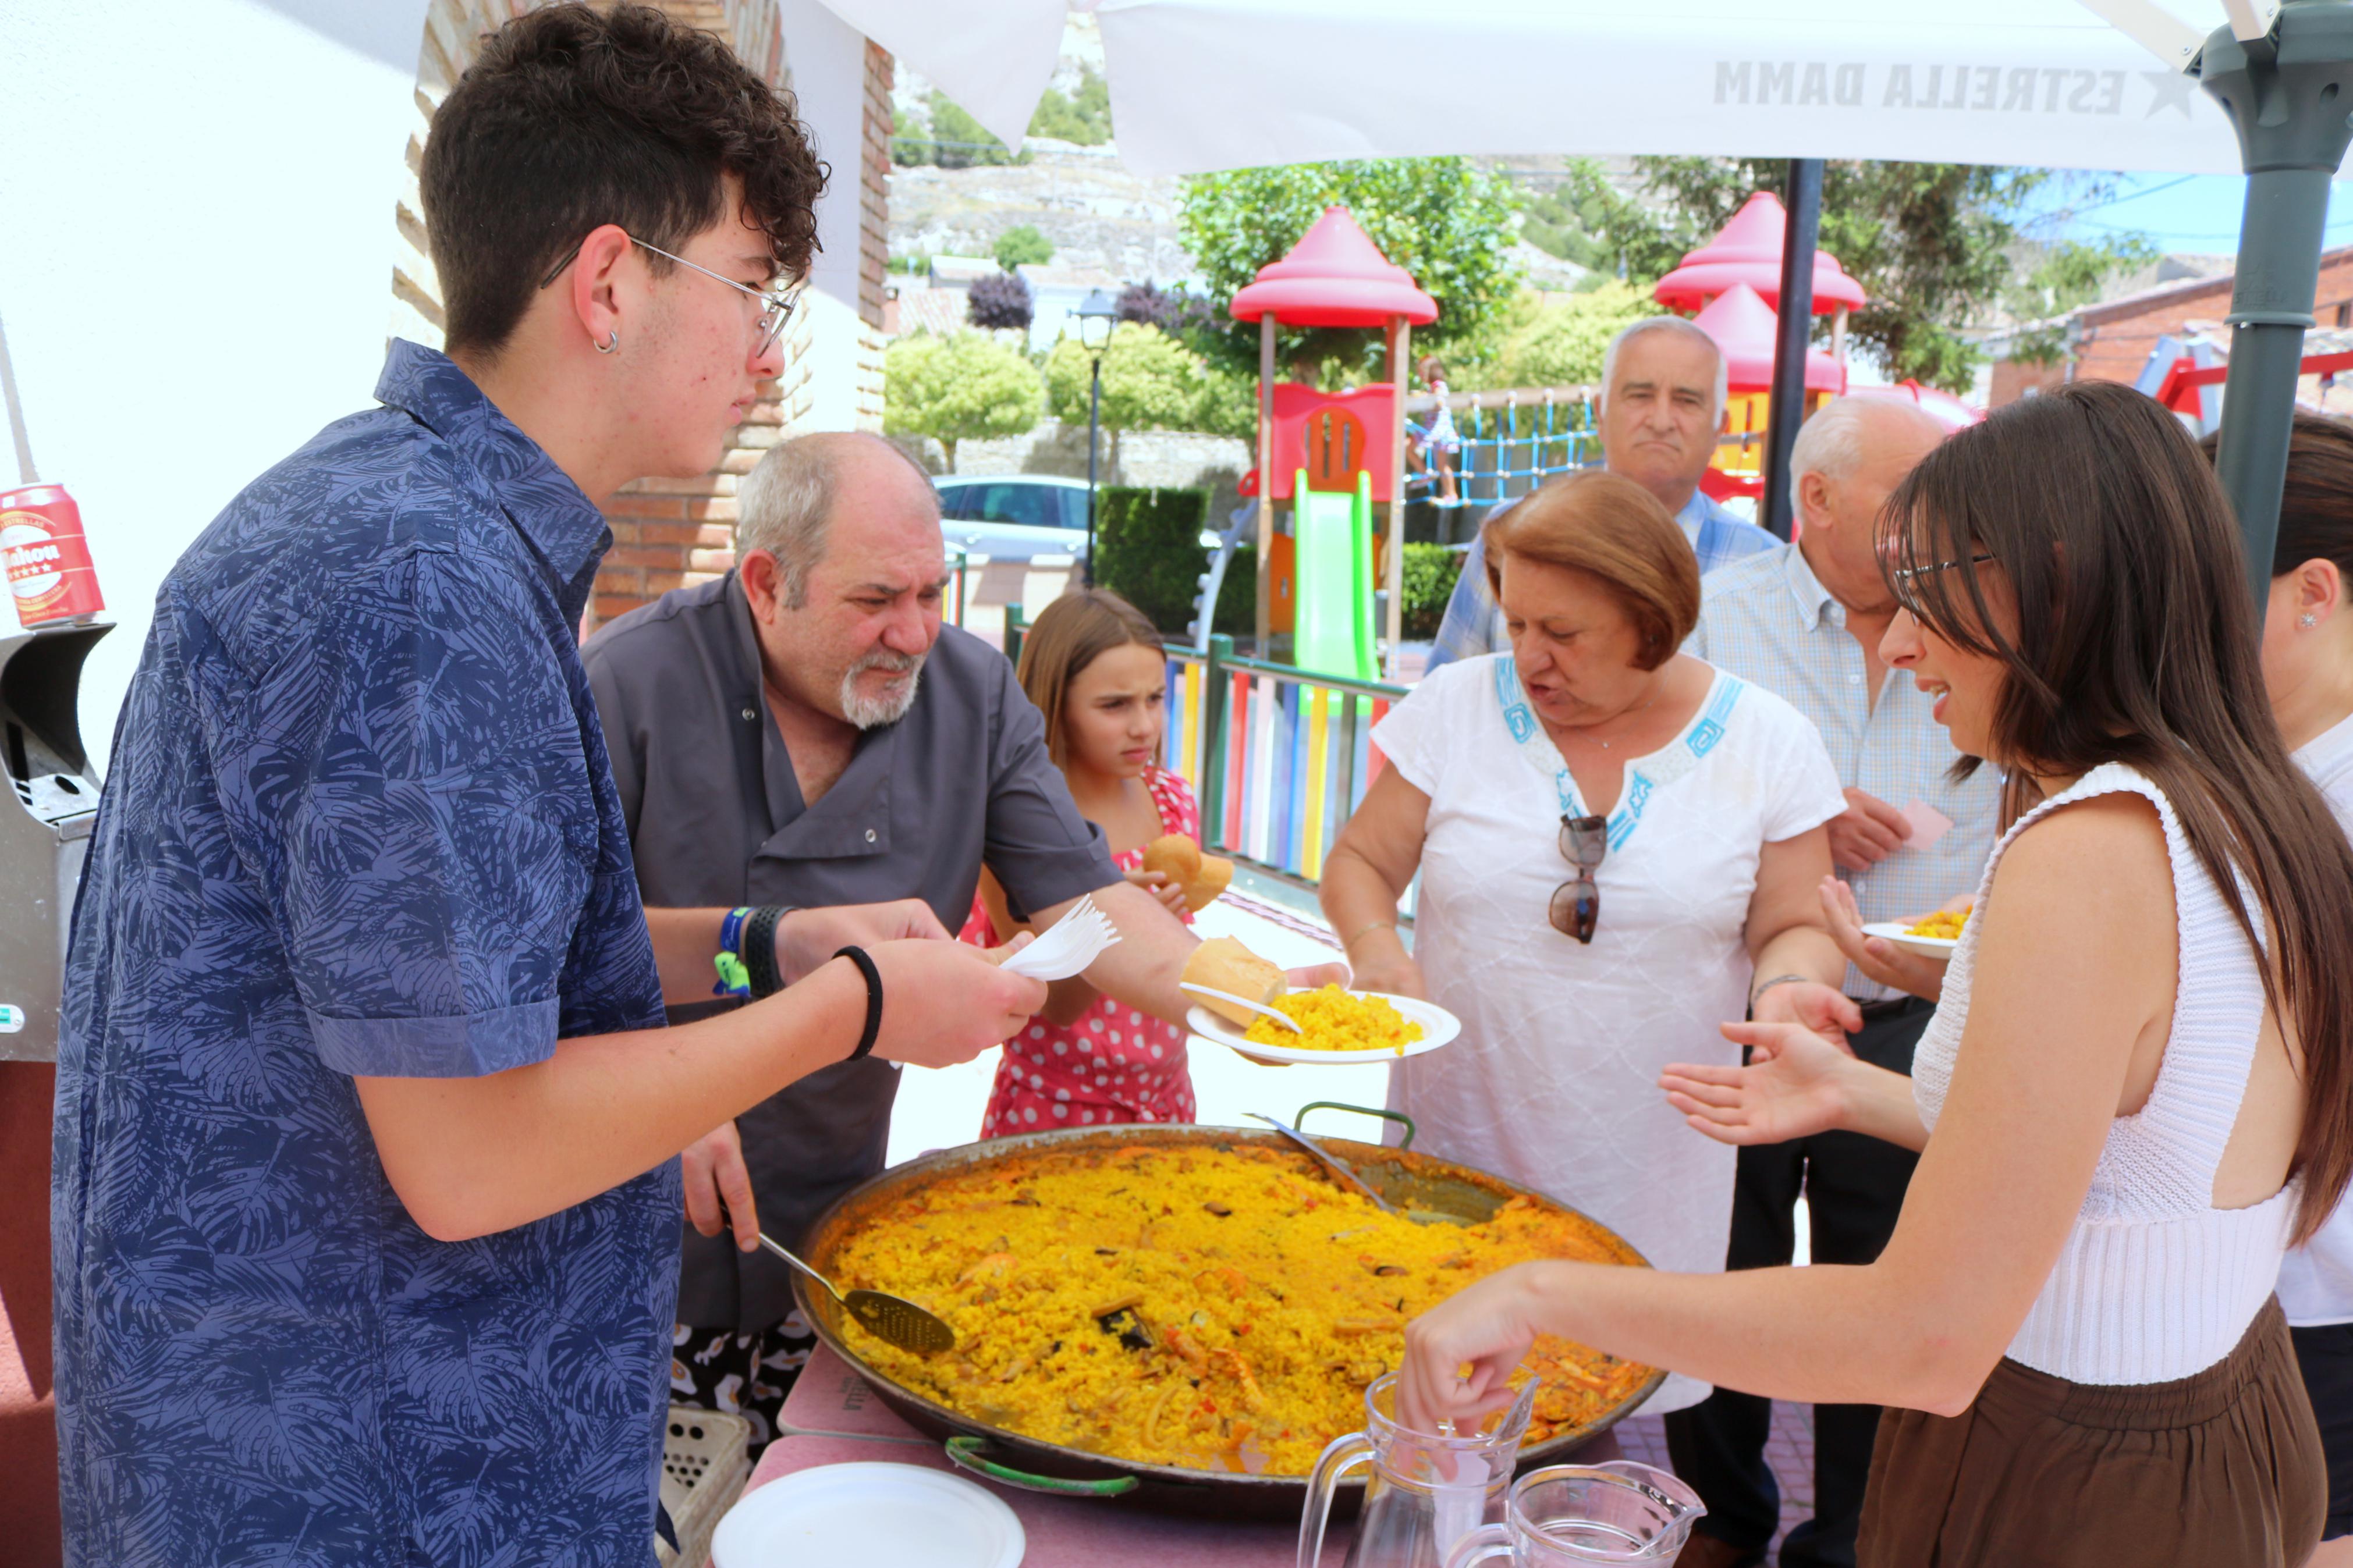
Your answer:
[1160,634,1416,913]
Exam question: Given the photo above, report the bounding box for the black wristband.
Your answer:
[835,945,883,1061]
[741,905,792,1000]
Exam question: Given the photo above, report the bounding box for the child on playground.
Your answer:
[1406,354,1461,504]
[967,589,1202,1135]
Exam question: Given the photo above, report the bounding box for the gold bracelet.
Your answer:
[1343,919,1399,950]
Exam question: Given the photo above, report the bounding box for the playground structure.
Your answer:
[2145,334,2353,432]
[1226,206,1436,676]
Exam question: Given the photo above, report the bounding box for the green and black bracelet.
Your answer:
[741,905,792,999]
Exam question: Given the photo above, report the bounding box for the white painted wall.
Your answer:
[777,0,871,432]
[0,0,430,769]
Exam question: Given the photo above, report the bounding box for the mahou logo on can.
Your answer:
[1,483,105,627]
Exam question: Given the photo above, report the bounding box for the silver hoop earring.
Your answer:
[2301,613,2319,628]
[595,330,619,354]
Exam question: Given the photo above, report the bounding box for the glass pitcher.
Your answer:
[1443,1462,1705,1565]
[1297,1371,1541,1568]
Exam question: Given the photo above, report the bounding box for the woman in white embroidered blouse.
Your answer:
[1321,469,1854,1417]
[1395,383,2353,1567]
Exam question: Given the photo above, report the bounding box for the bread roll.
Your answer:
[1184,852,1235,913]
[1142,834,1202,887]
[1183,936,1285,1027]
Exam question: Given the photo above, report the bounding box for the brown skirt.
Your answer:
[1858,1297,2326,1567]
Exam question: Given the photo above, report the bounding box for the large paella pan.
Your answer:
[793,1113,1666,1518]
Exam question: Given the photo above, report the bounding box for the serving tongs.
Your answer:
[760,1231,956,1354]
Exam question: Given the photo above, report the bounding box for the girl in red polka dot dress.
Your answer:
[965,589,1199,1137]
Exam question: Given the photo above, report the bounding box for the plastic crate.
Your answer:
[657,1405,753,1568]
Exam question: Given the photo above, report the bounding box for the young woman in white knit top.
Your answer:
[1397,382,2353,1566]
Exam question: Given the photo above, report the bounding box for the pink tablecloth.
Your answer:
[748,1343,1350,1567]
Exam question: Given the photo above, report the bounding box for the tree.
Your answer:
[2005,236,2160,365]
[890,105,930,167]
[1117,281,1223,340]
[966,272,1033,331]
[1490,281,1660,389]
[1027,65,1112,145]
[927,91,1017,169]
[884,333,1044,467]
[1553,157,2154,392]
[1175,158,1521,386]
[992,225,1055,271]
[1045,323,1206,432]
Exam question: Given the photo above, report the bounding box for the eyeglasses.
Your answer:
[1889,552,1996,591]
[1550,813,1608,945]
[1882,550,1995,616]
[539,233,801,353]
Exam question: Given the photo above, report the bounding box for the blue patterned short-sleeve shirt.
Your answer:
[54,340,677,1567]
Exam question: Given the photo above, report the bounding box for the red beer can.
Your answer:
[1,482,106,628]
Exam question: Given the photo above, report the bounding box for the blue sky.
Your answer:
[2032,172,2353,256]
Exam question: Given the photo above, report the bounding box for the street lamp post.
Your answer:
[1076,289,1119,586]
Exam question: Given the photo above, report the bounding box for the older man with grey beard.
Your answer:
[584,431,1314,1448]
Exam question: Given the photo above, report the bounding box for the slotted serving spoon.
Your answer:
[1245,1111,1400,1215]
[760,1231,956,1354]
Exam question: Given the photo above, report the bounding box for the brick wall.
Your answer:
[391,0,892,634]
[1987,244,2353,407]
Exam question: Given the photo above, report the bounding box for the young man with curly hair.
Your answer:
[51,8,1046,1564]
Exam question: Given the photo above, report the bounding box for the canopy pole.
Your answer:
[1256,312,1276,653]
[1386,315,1408,664]
[1830,305,1849,385]
[2199,5,2353,616]
[1761,158,1823,542]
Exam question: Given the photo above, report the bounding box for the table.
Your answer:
[746,1342,1351,1566]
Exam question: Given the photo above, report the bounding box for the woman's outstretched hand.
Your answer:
[1660,1022,1857,1147]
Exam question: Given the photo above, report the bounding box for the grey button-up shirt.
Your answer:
[584,572,1120,1330]
[1686,540,2000,1001]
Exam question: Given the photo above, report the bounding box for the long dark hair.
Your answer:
[1883,380,2353,1242]
[2198,412,2353,580]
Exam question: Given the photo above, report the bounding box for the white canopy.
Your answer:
[824,0,2250,177]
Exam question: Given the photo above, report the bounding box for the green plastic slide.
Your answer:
[1291,468,1377,681]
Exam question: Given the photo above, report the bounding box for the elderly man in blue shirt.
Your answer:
[49,9,1047,1566]
[1665,394,1997,1568]
[1424,316,1776,672]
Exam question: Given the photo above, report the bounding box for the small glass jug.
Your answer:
[1297,1371,1541,1568]
[1443,1462,1705,1565]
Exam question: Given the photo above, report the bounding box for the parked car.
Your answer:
[935,474,1092,561]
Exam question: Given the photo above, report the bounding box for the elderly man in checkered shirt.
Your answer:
[1423,316,1777,672]
[1662,395,2001,1568]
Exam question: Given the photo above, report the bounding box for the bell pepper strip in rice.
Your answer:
[826,1142,1655,1476]
[1240,984,1424,1055]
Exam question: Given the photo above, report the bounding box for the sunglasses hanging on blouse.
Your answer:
[1551,813,1607,945]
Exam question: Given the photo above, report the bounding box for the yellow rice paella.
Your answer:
[1241,984,1425,1054]
[826,1140,1656,1477]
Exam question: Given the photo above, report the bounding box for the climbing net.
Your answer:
[1407,392,1603,509]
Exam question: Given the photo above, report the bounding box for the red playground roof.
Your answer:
[1229,207,1439,328]
[1655,191,1866,315]
[1694,283,1844,394]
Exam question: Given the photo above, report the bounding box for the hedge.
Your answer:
[1400,542,1465,640]
[1094,486,1212,637]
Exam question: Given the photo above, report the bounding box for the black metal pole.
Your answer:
[2199,4,2353,614]
[1085,353,1102,586]
[1762,158,1824,542]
